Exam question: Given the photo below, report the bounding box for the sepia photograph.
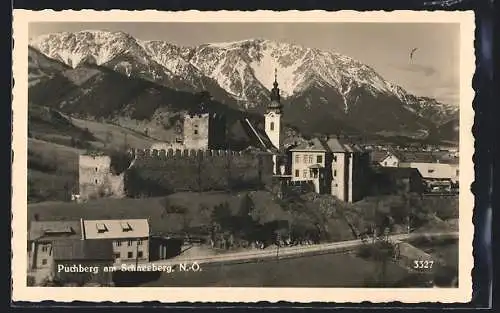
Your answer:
[12,10,474,303]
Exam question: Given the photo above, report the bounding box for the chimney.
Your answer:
[80,218,86,240]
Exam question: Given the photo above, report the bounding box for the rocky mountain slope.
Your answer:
[29,30,459,141]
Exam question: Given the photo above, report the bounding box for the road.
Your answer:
[117,231,458,269]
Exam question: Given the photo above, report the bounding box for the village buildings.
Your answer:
[370,149,459,192]
[28,218,153,286]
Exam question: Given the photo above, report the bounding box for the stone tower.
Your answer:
[183,100,226,150]
[265,69,283,174]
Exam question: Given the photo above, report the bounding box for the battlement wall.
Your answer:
[128,148,270,160]
[124,148,274,197]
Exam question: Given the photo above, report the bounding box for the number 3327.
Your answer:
[413,260,434,269]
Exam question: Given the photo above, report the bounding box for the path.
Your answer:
[118,231,458,268]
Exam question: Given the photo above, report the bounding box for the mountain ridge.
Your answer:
[29,30,459,141]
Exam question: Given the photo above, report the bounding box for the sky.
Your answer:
[29,22,460,105]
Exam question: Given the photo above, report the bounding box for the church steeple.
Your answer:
[268,68,282,114]
[270,68,281,102]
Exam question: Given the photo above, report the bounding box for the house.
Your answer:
[370,150,401,167]
[28,221,83,270]
[289,138,328,194]
[288,136,370,203]
[51,239,114,286]
[324,137,370,203]
[82,219,150,263]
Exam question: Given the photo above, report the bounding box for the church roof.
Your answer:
[226,118,278,153]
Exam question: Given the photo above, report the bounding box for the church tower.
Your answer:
[265,68,283,152]
[265,69,283,175]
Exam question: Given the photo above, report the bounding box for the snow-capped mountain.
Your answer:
[29,30,459,139]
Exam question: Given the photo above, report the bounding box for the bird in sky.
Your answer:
[410,48,418,62]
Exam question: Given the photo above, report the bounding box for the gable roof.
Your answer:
[226,119,278,153]
[52,239,114,261]
[324,137,364,153]
[289,137,327,151]
[82,219,149,240]
[29,221,82,242]
[398,151,439,163]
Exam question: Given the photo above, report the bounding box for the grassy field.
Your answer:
[28,190,359,243]
[28,105,163,202]
[68,116,158,149]
[136,252,410,287]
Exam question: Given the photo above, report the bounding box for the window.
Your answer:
[120,222,132,232]
[127,240,133,246]
[41,259,47,265]
[317,155,323,163]
[295,155,300,164]
[303,155,308,163]
[137,240,143,246]
[137,251,143,258]
[384,161,387,166]
[428,169,435,174]
[96,223,107,233]
[95,179,98,184]
[456,169,459,176]
[295,170,299,177]
[194,129,198,135]
[270,122,275,131]
[115,241,122,247]
[334,170,337,177]
[41,245,48,252]
[333,155,337,162]
[114,253,120,259]
[303,170,308,178]
[308,155,313,164]
[95,167,98,172]
[127,252,133,259]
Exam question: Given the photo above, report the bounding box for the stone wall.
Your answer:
[124,148,274,197]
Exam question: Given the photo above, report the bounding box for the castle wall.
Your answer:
[78,155,126,200]
[125,148,274,196]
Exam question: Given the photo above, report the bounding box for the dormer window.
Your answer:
[120,222,132,232]
[96,223,107,233]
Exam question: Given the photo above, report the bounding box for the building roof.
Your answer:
[289,137,327,151]
[398,151,439,163]
[370,150,393,163]
[82,219,149,240]
[52,239,114,261]
[226,119,278,153]
[28,221,82,242]
[324,137,364,153]
[438,157,460,165]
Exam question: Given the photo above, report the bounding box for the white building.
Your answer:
[288,136,370,203]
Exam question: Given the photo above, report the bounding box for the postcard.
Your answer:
[12,9,475,303]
